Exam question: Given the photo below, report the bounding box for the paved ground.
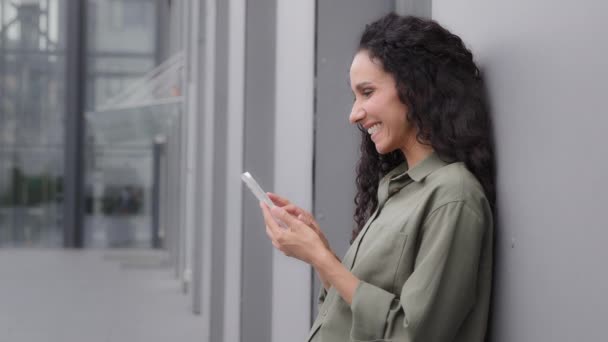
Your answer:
[0,249,206,342]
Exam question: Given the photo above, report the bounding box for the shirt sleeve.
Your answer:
[349,200,486,341]
[317,284,328,309]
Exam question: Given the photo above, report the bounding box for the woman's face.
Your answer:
[349,50,414,155]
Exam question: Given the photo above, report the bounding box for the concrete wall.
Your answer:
[433,1,608,340]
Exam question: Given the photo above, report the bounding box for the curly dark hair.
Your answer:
[352,13,496,242]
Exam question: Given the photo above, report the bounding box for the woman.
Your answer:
[260,13,494,342]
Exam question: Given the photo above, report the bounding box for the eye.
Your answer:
[361,88,374,98]
[352,88,374,102]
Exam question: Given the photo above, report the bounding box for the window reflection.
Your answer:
[0,0,168,248]
[84,0,163,248]
[0,0,67,247]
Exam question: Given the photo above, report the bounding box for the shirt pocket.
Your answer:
[352,229,408,293]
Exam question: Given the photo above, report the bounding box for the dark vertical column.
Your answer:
[210,0,229,340]
[312,0,395,318]
[0,0,8,244]
[63,0,87,248]
[151,139,164,249]
[241,0,276,341]
[155,0,170,64]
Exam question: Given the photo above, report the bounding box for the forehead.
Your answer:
[349,50,389,84]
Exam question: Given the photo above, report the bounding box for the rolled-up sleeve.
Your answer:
[317,284,328,309]
[351,281,398,340]
[349,200,486,341]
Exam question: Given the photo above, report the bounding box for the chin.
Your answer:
[374,144,390,155]
[375,142,400,156]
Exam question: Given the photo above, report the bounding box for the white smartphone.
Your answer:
[241,172,287,228]
[241,172,274,207]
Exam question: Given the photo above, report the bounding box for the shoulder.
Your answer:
[423,162,490,220]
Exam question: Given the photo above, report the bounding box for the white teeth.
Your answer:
[367,123,381,135]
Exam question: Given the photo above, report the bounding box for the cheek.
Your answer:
[387,104,411,138]
[391,99,409,125]
[365,94,392,117]
[398,108,410,127]
[364,97,382,114]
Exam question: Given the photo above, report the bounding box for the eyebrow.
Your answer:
[351,81,373,93]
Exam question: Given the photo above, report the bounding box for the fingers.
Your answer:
[297,214,313,227]
[261,202,293,257]
[297,212,320,231]
[267,193,315,223]
[260,202,282,235]
[297,208,316,226]
[281,205,320,232]
[267,192,290,206]
[266,224,285,253]
[265,224,274,240]
[283,204,303,217]
[282,204,310,220]
[270,205,299,228]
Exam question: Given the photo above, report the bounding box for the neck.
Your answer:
[400,142,434,169]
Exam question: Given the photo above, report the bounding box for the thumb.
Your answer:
[270,206,298,227]
[267,192,290,206]
[298,214,314,229]
[297,214,309,225]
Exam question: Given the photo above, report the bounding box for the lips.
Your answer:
[367,123,381,135]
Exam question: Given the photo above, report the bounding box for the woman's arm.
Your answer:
[311,248,359,305]
[296,214,342,291]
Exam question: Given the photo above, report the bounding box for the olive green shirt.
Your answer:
[308,152,493,342]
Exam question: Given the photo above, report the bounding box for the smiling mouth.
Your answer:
[367,123,381,135]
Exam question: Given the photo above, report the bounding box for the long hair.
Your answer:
[352,13,495,242]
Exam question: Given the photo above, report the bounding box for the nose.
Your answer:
[349,105,366,124]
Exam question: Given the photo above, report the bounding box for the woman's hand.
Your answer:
[262,200,359,304]
[267,192,331,252]
[264,193,340,290]
[260,202,328,265]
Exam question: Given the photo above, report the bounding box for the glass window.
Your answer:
[86,0,157,110]
[0,0,67,247]
[84,0,162,248]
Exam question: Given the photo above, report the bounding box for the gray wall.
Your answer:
[241,0,276,341]
[396,0,432,18]
[433,1,608,340]
[313,0,395,316]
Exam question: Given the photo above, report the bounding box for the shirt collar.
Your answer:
[390,151,449,183]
